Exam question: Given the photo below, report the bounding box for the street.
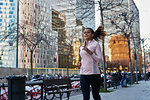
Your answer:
[70,80,150,100]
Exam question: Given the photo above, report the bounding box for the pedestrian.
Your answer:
[121,70,128,87]
[106,72,112,88]
[78,27,104,100]
[111,73,119,89]
[117,70,122,82]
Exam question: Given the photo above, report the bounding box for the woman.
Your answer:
[79,27,103,100]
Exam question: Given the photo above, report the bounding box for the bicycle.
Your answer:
[26,85,42,100]
[0,77,8,100]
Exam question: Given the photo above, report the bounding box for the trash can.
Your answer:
[6,75,26,100]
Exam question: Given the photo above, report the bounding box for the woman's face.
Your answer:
[83,29,94,41]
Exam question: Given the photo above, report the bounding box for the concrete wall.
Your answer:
[0,67,27,83]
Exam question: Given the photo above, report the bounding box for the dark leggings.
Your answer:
[80,74,101,100]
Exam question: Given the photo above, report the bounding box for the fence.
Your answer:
[27,68,80,76]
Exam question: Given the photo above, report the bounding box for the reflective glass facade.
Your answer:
[0,0,17,67]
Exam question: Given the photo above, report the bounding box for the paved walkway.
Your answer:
[70,80,150,100]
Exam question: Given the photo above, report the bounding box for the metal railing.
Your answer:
[27,68,80,76]
[0,78,80,100]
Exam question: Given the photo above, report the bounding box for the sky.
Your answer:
[134,0,150,49]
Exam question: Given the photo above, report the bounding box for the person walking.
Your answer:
[78,27,103,100]
[121,70,128,87]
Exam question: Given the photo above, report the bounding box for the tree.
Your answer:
[104,1,141,84]
[76,0,125,91]
[20,20,54,75]
[97,0,124,91]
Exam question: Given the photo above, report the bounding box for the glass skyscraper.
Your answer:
[0,0,17,67]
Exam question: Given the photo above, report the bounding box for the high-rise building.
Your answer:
[0,0,18,67]
[51,0,84,68]
[19,0,57,69]
[52,9,68,68]
[109,35,130,70]
[129,0,142,72]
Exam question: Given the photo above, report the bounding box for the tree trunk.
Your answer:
[102,38,107,91]
[30,50,33,76]
[99,0,107,91]
[126,35,133,84]
[67,55,69,77]
[130,31,138,84]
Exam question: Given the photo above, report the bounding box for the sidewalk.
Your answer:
[70,80,150,100]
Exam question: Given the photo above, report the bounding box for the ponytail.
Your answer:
[85,26,105,41]
[94,26,106,41]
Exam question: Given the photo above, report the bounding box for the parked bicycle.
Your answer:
[0,77,8,100]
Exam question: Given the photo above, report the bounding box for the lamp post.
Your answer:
[141,38,147,81]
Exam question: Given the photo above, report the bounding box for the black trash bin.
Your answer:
[6,75,26,100]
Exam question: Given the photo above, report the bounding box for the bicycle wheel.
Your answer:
[25,90,33,100]
[33,89,41,100]
[54,89,63,98]
[45,92,54,100]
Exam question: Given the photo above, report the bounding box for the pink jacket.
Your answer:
[80,40,103,75]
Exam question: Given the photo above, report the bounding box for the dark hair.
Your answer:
[85,28,95,34]
[85,26,105,41]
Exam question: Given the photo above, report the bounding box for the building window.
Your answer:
[10,19,14,22]
[9,0,14,2]
[37,59,39,63]
[11,3,15,6]
[9,15,12,18]
[9,11,14,14]
[0,11,2,14]
[12,7,15,10]
[0,3,3,5]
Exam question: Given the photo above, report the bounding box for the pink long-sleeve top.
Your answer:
[80,40,102,75]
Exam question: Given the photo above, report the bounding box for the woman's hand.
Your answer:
[82,46,93,55]
[78,62,81,67]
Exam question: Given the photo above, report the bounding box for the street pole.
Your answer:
[16,0,19,68]
[142,39,146,81]
[144,45,146,81]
